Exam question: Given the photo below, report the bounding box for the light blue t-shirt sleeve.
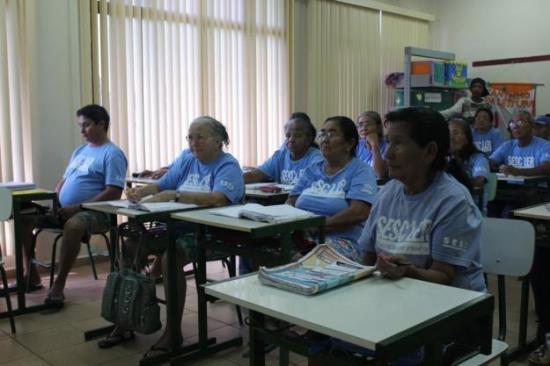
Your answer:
[62,146,83,179]
[431,196,482,268]
[104,147,128,188]
[346,163,377,204]
[157,156,189,191]
[489,141,509,164]
[258,149,283,181]
[492,130,503,151]
[212,161,244,204]
[539,140,550,163]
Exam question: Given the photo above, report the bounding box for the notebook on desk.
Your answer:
[0,182,36,191]
[210,203,314,223]
[108,200,198,212]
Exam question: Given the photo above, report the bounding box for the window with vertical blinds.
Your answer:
[83,0,291,172]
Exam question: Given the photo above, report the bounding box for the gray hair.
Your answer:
[191,116,230,147]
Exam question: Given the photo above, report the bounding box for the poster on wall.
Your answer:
[487,83,537,116]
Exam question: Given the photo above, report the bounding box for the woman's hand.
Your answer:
[500,165,518,176]
[125,187,142,203]
[141,190,175,203]
[365,132,380,150]
[377,255,411,280]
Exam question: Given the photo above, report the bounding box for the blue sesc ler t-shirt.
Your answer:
[359,172,486,292]
[290,158,377,244]
[157,151,244,204]
[258,146,323,185]
[472,128,503,155]
[490,136,550,168]
[355,138,388,168]
[59,142,127,207]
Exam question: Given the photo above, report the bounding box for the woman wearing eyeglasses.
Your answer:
[287,116,377,262]
[355,111,388,179]
[489,110,550,177]
[100,116,244,356]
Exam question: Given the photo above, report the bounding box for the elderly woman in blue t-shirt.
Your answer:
[244,112,322,185]
[287,116,377,262]
[99,116,244,357]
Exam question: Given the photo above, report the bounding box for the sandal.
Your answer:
[98,330,135,349]
[143,345,171,358]
[44,291,65,306]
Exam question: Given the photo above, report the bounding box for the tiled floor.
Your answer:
[0,260,538,365]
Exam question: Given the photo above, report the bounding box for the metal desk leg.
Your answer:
[196,224,209,350]
[250,311,266,366]
[12,200,26,310]
[166,219,180,352]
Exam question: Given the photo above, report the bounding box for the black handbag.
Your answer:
[100,221,162,334]
[101,269,161,334]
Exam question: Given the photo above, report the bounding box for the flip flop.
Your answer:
[98,330,135,349]
[44,291,65,306]
[143,345,171,358]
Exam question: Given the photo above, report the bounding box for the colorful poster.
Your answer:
[487,83,537,115]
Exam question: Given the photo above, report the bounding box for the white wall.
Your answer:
[431,0,550,115]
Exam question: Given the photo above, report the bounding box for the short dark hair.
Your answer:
[324,116,359,157]
[474,107,494,122]
[287,112,318,148]
[76,104,110,131]
[385,107,449,172]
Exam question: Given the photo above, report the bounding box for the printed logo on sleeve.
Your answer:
[220,179,235,191]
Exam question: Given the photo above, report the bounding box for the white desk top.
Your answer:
[172,207,282,232]
[496,173,547,184]
[82,201,199,218]
[205,274,486,350]
[513,203,550,221]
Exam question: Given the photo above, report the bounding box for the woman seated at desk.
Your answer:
[98,116,244,356]
[471,107,503,155]
[244,112,322,186]
[355,111,388,179]
[449,118,490,215]
[287,116,377,262]
[309,108,485,366]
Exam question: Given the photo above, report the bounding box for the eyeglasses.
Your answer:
[186,134,210,142]
[508,120,530,128]
[317,130,341,139]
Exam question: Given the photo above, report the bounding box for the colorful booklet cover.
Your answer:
[258,244,375,295]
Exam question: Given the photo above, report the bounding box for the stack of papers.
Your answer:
[108,200,197,212]
[210,203,313,223]
[0,182,36,191]
[245,183,294,191]
[259,244,375,295]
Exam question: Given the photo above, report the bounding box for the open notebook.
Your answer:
[108,200,197,212]
[210,203,314,223]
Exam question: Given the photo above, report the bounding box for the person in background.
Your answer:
[99,116,243,355]
[20,105,127,305]
[471,107,503,154]
[440,77,495,123]
[449,118,490,215]
[244,112,322,186]
[355,111,388,179]
[287,116,377,263]
[489,110,550,177]
[134,150,191,179]
[533,115,550,140]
